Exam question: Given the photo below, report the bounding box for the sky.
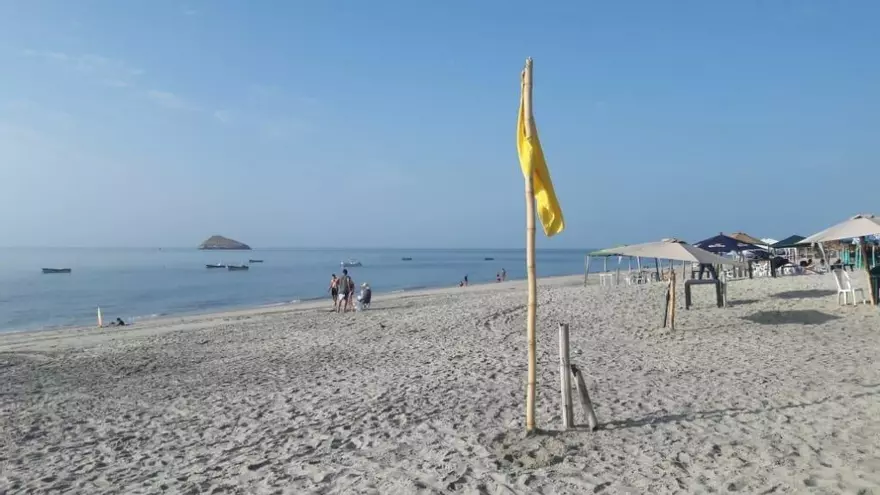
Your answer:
[1,1,878,249]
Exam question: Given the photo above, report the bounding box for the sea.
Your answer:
[0,247,609,333]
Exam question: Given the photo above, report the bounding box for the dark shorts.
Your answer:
[331,288,339,298]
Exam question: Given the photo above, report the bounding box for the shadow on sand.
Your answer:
[726,298,761,307]
[741,309,840,326]
[603,386,880,430]
[771,289,836,300]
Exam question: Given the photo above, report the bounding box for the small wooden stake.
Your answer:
[571,364,598,431]
[558,323,574,429]
[584,255,591,285]
[669,269,677,330]
[662,282,671,328]
[859,236,876,305]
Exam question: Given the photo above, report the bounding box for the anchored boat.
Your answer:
[42,268,72,274]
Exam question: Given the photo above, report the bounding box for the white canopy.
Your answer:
[800,214,880,244]
[591,238,747,267]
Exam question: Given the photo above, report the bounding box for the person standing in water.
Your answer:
[501,268,507,281]
[464,275,468,286]
[329,274,339,310]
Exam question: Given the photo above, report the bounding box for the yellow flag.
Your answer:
[517,73,565,237]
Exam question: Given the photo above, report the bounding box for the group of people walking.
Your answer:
[329,269,371,313]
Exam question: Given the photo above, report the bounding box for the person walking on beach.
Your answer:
[337,269,354,313]
[501,268,506,281]
[329,274,339,310]
[464,275,468,286]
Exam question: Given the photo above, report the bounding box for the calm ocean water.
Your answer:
[0,248,600,332]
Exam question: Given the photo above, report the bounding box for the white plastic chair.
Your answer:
[833,269,866,305]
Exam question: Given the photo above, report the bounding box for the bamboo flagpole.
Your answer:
[517,57,565,432]
[522,59,538,432]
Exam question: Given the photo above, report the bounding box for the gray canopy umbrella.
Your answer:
[800,214,880,305]
[591,238,747,267]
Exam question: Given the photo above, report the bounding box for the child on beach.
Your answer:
[329,274,339,310]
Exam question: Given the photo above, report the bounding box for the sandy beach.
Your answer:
[2,272,880,494]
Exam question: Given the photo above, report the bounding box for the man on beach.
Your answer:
[337,269,354,313]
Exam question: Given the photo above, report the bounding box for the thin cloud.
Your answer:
[21,49,144,85]
[262,117,309,140]
[146,90,198,111]
[213,110,232,124]
[181,4,199,16]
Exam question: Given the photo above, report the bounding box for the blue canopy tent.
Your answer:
[693,233,763,254]
[693,233,767,278]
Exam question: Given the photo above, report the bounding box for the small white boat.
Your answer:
[341,259,362,268]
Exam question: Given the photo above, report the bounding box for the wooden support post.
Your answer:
[584,255,591,285]
[523,58,538,433]
[654,258,661,282]
[681,260,686,280]
[860,236,876,305]
[570,364,598,431]
[558,323,574,429]
[668,269,677,330]
[662,281,671,328]
[637,256,641,271]
[603,256,607,274]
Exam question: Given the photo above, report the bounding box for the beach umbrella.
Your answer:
[800,214,880,305]
[771,235,806,249]
[591,238,747,267]
[693,233,763,254]
[729,232,767,247]
[799,214,880,244]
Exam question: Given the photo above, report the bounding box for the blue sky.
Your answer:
[1,1,878,249]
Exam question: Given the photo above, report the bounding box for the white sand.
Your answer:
[2,272,880,493]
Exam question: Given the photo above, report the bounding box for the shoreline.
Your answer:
[4,269,879,492]
[0,273,587,345]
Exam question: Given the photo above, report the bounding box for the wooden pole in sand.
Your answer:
[859,236,876,305]
[584,255,591,285]
[558,323,574,429]
[570,364,598,431]
[523,58,538,433]
[669,268,677,329]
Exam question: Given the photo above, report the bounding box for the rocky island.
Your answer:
[198,235,251,250]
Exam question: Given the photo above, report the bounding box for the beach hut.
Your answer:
[800,214,880,305]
